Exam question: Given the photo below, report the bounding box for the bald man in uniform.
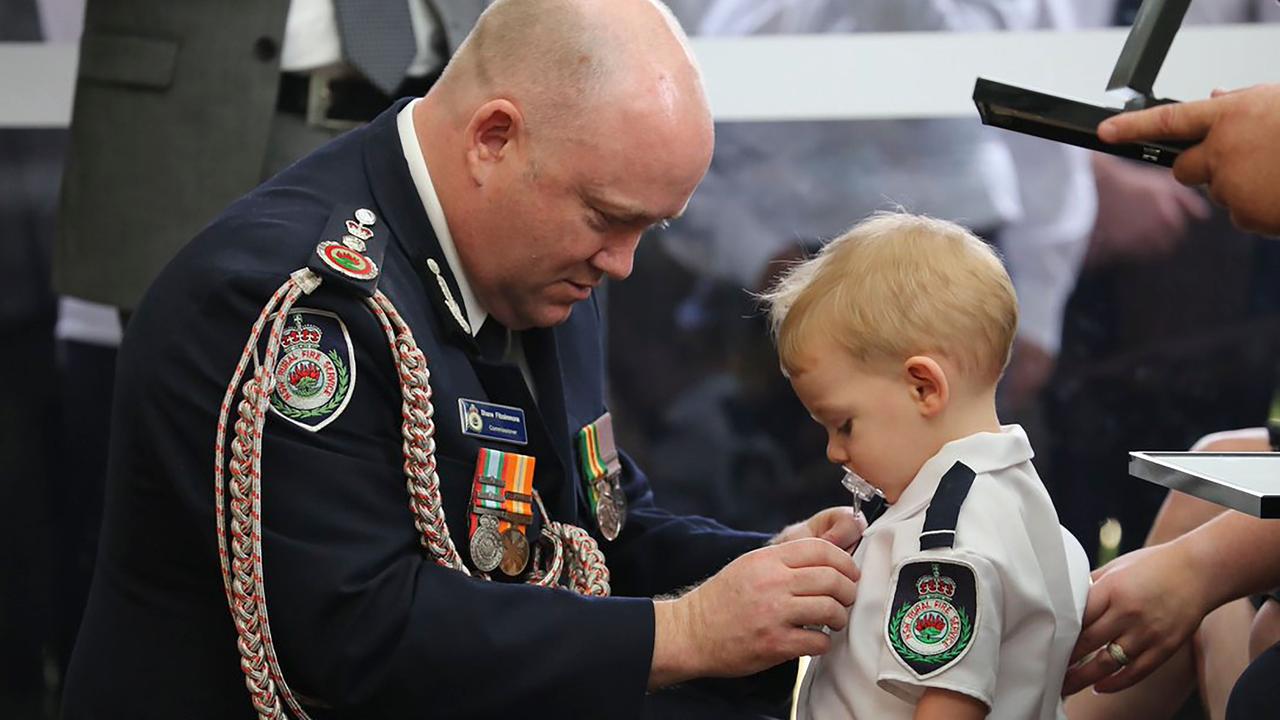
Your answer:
[60,1,864,717]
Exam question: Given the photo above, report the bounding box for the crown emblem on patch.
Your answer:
[345,220,375,241]
[282,314,323,351]
[269,310,356,432]
[915,567,957,599]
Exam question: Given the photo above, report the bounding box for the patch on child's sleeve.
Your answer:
[884,558,979,679]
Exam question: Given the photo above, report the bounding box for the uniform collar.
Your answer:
[397,98,487,337]
[874,424,1034,526]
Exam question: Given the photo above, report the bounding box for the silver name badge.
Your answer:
[459,398,529,446]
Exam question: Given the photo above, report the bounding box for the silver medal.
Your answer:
[470,514,503,572]
[354,208,377,226]
[594,475,625,541]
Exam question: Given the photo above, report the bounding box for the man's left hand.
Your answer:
[771,507,867,553]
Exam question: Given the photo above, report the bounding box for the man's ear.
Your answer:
[464,99,523,186]
[903,356,949,417]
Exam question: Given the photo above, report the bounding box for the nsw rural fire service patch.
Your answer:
[885,560,978,679]
[269,309,356,432]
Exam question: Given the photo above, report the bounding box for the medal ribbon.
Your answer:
[470,448,535,537]
[577,423,608,512]
[578,419,624,513]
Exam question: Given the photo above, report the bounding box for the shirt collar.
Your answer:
[397,98,488,337]
[875,424,1035,526]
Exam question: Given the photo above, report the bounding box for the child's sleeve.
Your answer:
[874,550,1003,710]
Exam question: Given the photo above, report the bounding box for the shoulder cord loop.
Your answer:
[213,271,610,719]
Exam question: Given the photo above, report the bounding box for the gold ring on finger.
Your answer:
[1106,641,1130,667]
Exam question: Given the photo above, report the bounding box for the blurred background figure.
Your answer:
[1044,0,1280,566]
[0,2,61,716]
[56,0,489,315]
[1056,3,1280,720]
[611,0,1096,534]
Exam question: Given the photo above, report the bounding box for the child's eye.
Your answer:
[837,419,853,436]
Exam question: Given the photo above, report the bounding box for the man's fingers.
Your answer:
[776,538,860,582]
[786,627,834,659]
[786,596,850,632]
[820,510,867,552]
[1172,144,1211,188]
[1099,98,1220,144]
[788,566,858,606]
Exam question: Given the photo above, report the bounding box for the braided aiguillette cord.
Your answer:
[216,275,310,720]
[215,270,611,718]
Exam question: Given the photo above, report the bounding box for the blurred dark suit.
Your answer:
[1,2,63,715]
[54,0,487,311]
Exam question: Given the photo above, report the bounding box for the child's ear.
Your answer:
[903,356,948,417]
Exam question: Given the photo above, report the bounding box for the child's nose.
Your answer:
[826,438,849,466]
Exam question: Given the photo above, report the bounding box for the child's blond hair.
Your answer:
[764,213,1018,386]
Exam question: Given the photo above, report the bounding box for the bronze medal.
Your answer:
[470,514,503,573]
[500,528,530,577]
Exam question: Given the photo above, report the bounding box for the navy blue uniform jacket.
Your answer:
[62,100,768,717]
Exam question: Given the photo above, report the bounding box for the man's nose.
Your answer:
[591,231,642,280]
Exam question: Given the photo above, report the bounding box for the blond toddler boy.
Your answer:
[765,214,1090,720]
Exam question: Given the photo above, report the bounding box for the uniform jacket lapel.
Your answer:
[360,100,572,518]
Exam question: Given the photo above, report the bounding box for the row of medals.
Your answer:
[470,505,532,577]
[468,472,628,578]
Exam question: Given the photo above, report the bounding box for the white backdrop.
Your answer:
[1,25,1277,127]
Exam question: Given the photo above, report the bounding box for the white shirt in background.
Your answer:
[281,0,445,77]
[662,0,1096,354]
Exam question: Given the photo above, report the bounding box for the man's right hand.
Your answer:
[1098,84,1280,237]
[649,538,860,689]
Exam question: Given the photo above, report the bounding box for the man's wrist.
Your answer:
[650,597,700,689]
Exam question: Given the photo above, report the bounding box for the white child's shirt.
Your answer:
[796,425,1090,720]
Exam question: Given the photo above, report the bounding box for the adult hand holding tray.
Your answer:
[973,0,1196,168]
[972,79,1191,167]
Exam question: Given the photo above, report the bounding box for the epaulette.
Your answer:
[917,462,977,549]
[307,204,390,297]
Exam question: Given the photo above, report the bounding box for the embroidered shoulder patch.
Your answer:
[885,559,979,679]
[269,309,356,432]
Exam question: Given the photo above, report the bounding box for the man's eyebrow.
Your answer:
[585,193,683,225]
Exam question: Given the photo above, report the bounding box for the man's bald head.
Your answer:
[436,0,709,139]
[416,0,715,331]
